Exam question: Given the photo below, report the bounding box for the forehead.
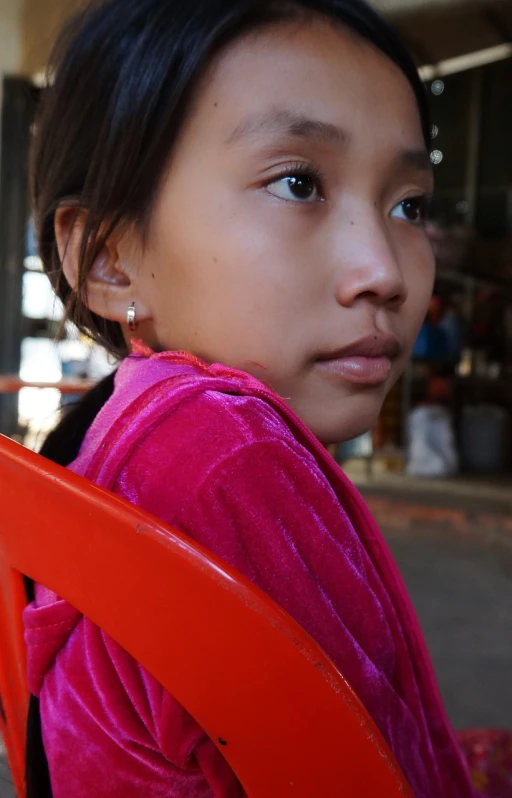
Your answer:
[190,17,425,153]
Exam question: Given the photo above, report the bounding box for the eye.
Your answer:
[391,196,430,225]
[265,169,323,203]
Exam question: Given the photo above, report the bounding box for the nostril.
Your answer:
[389,292,406,310]
[357,290,378,302]
[355,290,405,307]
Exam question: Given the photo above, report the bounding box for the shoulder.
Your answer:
[115,386,320,508]
[72,351,312,485]
[76,354,343,536]
[158,387,301,456]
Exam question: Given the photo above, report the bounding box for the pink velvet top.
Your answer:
[24,346,479,797]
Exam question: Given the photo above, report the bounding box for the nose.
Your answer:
[333,214,407,311]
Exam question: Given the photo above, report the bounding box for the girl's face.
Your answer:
[128,19,435,443]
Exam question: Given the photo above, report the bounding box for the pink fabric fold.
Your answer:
[24,346,479,797]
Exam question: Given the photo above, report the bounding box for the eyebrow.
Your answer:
[226,108,347,148]
[397,148,433,176]
[226,107,433,179]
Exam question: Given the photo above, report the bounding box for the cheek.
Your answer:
[153,186,316,315]
[401,241,435,343]
[146,193,313,362]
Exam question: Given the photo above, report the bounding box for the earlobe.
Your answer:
[53,205,151,325]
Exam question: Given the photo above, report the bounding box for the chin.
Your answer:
[309,394,385,446]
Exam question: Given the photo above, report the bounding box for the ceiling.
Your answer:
[375,0,479,13]
[20,0,512,77]
[373,0,512,65]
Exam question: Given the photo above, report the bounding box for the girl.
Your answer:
[22,0,496,795]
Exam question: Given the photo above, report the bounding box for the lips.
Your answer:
[317,333,402,361]
[316,333,402,386]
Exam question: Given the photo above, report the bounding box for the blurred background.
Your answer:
[0,4,511,790]
[1,0,512,471]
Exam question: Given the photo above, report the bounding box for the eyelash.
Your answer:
[264,162,326,195]
[263,164,432,224]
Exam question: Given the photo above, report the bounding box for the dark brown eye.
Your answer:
[286,175,316,200]
[266,172,321,202]
[392,196,429,224]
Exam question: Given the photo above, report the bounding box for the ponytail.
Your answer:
[25,370,116,798]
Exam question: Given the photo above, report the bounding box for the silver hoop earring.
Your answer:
[127,302,137,332]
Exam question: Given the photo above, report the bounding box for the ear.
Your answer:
[54,205,152,325]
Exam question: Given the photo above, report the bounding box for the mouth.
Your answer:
[315,333,402,387]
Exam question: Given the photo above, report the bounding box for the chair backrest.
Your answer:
[0,433,413,798]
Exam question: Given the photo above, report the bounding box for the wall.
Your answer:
[0,0,21,178]
[0,0,22,76]
[21,0,81,76]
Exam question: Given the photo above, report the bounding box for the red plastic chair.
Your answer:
[0,376,94,395]
[0,433,413,797]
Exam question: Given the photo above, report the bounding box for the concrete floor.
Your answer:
[2,520,511,795]
[386,527,512,730]
[0,738,14,798]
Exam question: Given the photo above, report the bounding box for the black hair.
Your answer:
[28,0,429,794]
